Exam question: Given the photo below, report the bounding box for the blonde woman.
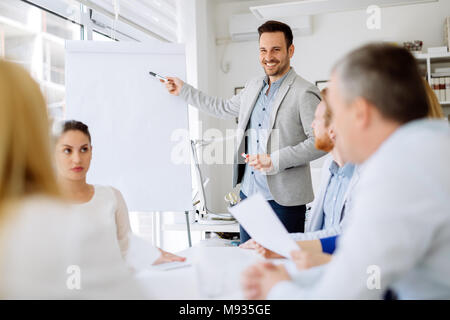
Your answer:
[0,60,143,299]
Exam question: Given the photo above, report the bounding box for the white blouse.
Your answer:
[0,195,145,299]
[74,185,161,270]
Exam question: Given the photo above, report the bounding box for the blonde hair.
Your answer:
[0,60,60,215]
[423,79,444,119]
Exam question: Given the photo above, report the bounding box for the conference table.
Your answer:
[134,243,266,299]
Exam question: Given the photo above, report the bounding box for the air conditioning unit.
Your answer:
[228,13,312,42]
[250,0,438,19]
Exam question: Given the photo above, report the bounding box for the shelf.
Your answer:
[0,16,36,38]
[429,52,450,60]
[440,101,450,105]
[414,51,450,62]
[413,52,429,60]
[4,58,32,66]
[47,101,65,109]
[414,52,450,58]
[41,32,65,46]
[163,221,240,233]
[39,80,65,92]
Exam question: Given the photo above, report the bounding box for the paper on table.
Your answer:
[150,261,192,271]
[228,193,299,258]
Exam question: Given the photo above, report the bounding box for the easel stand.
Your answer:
[186,138,238,248]
[185,210,192,247]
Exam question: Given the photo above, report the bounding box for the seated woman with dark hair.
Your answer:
[53,120,185,268]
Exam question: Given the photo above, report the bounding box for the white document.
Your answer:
[228,193,300,258]
[150,261,192,272]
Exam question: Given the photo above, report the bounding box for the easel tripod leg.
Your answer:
[185,211,192,247]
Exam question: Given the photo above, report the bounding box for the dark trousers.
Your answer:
[239,191,306,244]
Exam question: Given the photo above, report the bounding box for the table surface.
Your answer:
[133,244,264,299]
[163,221,240,233]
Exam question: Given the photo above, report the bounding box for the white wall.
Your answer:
[177,0,238,215]
[162,0,231,251]
[160,0,218,252]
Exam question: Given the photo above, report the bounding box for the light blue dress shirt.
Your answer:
[241,70,290,200]
[321,161,355,229]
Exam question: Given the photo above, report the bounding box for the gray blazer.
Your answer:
[179,67,326,206]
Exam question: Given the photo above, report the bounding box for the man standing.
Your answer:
[163,21,325,242]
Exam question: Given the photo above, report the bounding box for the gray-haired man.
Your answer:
[242,43,450,300]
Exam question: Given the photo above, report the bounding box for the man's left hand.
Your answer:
[241,262,291,299]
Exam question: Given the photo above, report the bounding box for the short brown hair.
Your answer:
[333,43,428,124]
[258,20,293,49]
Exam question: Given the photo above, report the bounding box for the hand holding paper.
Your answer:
[228,193,299,258]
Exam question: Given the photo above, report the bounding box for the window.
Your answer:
[89,9,139,42]
[86,0,178,42]
[0,0,82,120]
[0,0,173,120]
[93,30,115,41]
[41,6,82,119]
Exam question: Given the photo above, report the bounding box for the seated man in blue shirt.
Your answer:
[241,88,359,268]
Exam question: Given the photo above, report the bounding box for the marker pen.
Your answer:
[149,71,168,82]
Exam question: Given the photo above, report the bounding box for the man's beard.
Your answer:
[315,134,334,153]
[263,58,289,77]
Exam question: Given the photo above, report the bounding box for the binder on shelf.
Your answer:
[428,46,448,54]
[440,77,446,101]
[446,77,450,102]
[432,78,440,99]
[431,72,450,78]
[435,67,450,73]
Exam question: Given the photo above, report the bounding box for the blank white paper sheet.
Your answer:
[65,41,192,212]
[229,193,300,258]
